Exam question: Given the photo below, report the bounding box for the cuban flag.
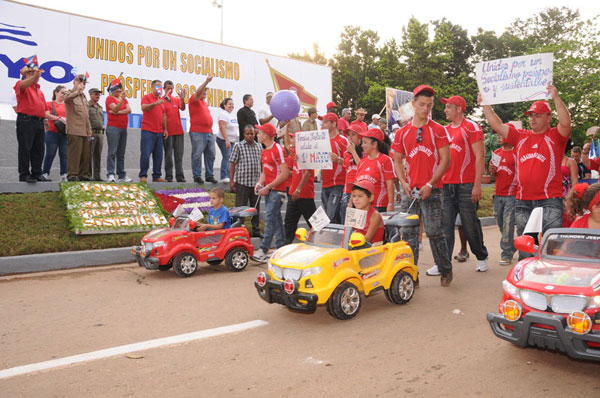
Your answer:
[590,139,597,160]
[23,54,38,68]
[597,138,600,160]
[0,22,37,46]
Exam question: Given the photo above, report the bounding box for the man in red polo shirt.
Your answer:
[319,112,349,223]
[392,85,453,287]
[437,95,489,274]
[162,80,187,182]
[479,83,571,260]
[14,60,47,182]
[252,123,290,262]
[337,108,351,135]
[188,76,215,184]
[139,80,168,182]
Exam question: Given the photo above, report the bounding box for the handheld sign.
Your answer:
[295,130,333,170]
[189,208,203,222]
[491,152,501,168]
[476,53,553,105]
[345,207,367,230]
[308,206,330,232]
[172,204,184,218]
[523,207,544,235]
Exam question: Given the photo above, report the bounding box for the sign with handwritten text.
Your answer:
[476,53,553,105]
[296,130,333,170]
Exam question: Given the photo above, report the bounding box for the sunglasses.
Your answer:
[416,127,423,143]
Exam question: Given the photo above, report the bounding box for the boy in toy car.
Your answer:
[196,187,231,231]
[349,177,385,244]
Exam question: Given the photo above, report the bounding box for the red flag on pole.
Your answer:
[266,59,318,107]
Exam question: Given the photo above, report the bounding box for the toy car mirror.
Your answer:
[188,220,197,231]
[295,228,308,242]
[169,217,175,227]
[514,235,536,254]
[349,232,366,248]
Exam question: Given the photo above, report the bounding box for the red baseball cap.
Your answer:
[441,96,466,112]
[255,124,276,137]
[318,112,339,123]
[524,101,552,115]
[362,128,384,142]
[326,101,337,109]
[353,176,376,195]
[413,85,435,97]
[347,123,366,135]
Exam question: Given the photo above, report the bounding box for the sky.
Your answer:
[11,0,600,59]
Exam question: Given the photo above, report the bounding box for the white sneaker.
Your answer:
[107,174,116,182]
[118,176,133,183]
[251,248,268,263]
[60,174,68,182]
[42,173,50,180]
[219,178,230,183]
[476,259,488,272]
[426,265,441,276]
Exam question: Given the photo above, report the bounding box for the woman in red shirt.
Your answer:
[566,183,600,229]
[41,85,68,181]
[340,124,365,223]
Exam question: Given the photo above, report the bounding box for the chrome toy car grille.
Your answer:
[550,295,587,314]
[282,267,302,281]
[520,290,547,311]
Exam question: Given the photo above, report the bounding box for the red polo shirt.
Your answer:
[356,153,396,207]
[442,118,484,184]
[188,95,213,133]
[321,134,348,188]
[492,148,518,196]
[162,96,184,135]
[262,142,287,191]
[14,80,46,118]
[105,95,129,129]
[141,93,165,133]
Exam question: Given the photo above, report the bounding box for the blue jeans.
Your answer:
[189,132,215,179]
[139,130,163,179]
[216,137,231,179]
[494,195,516,260]
[261,190,286,252]
[515,197,563,260]
[339,192,351,224]
[442,183,488,261]
[399,188,452,275]
[42,131,68,175]
[106,126,127,179]
[321,185,344,224]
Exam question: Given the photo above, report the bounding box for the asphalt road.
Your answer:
[1,227,599,397]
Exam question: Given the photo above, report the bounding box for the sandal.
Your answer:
[454,252,469,262]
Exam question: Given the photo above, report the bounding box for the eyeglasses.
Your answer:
[416,127,423,143]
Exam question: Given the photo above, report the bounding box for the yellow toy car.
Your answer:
[254,215,419,320]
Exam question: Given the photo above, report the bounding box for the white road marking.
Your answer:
[0,319,268,380]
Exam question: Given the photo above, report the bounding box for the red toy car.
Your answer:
[487,228,600,361]
[132,207,256,277]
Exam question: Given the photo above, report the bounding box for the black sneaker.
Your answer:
[35,175,51,182]
[194,177,204,184]
[24,175,37,183]
[166,178,173,182]
[205,176,218,184]
[177,179,187,183]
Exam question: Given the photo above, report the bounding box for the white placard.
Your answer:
[172,204,184,217]
[476,53,553,105]
[344,207,367,230]
[295,130,333,170]
[189,208,203,222]
[491,152,501,168]
[523,207,544,234]
[308,206,330,232]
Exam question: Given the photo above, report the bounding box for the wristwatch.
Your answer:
[426,182,433,189]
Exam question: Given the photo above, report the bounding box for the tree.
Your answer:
[288,43,328,65]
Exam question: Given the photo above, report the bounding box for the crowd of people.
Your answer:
[14,58,599,287]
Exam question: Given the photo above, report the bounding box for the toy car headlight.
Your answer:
[501,300,522,322]
[502,280,520,299]
[154,241,166,247]
[301,267,322,278]
[567,311,592,334]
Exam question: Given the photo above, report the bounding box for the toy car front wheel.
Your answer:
[326,281,361,320]
[225,248,249,272]
[385,270,415,304]
[173,252,198,277]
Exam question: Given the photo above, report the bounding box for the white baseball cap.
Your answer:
[372,114,381,120]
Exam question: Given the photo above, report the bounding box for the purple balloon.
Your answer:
[270,90,300,121]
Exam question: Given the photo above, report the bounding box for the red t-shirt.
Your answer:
[262,142,287,191]
[45,101,65,133]
[492,148,518,196]
[188,95,213,133]
[105,95,129,129]
[162,96,184,135]
[321,134,348,188]
[505,125,569,200]
[287,149,315,199]
[141,93,165,133]
[570,213,590,228]
[337,118,350,132]
[343,151,363,194]
[588,158,600,171]
[442,118,484,184]
[350,120,368,131]
[356,153,396,207]
[391,120,450,189]
[353,207,384,243]
[14,81,46,118]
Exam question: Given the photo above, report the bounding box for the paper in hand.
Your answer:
[189,208,204,222]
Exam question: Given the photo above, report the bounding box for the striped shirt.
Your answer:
[230,140,262,187]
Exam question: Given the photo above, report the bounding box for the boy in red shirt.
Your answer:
[162,80,187,182]
[283,132,316,244]
[392,85,453,287]
[319,112,349,224]
[489,131,518,266]
[139,80,167,182]
[480,83,571,260]
[252,124,290,262]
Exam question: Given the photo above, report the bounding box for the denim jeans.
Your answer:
[139,130,163,180]
[339,192,351,224]
[494,195,516,260]
[106,126,127,179]
[321,185,344,224]
[261,190,286,252]
[42,131,68,175]
[442,183,488,261]
[515,197,563,260]
[189,132,215,179]
[216,137,232,179]
[399,188,452,275]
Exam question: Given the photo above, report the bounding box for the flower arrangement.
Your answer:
[154,187,212,213]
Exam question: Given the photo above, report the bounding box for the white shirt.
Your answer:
[218,109,239,142]
[257,103,278,128]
